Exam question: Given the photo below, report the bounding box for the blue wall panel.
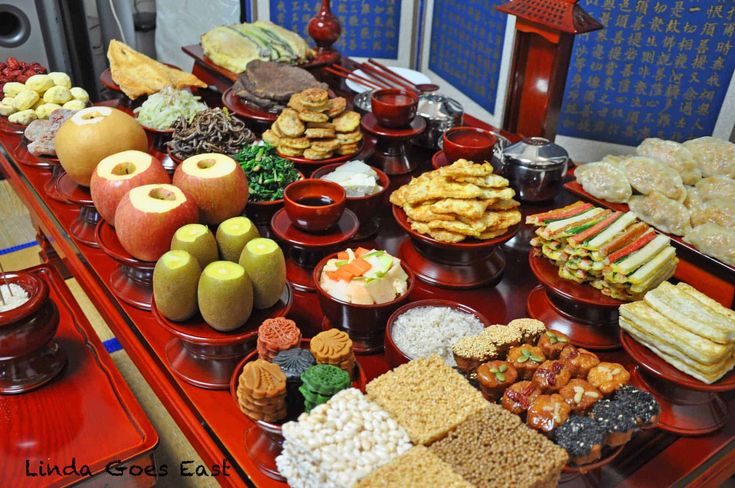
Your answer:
[428,0,506,114]
[269,0,401,58]
[559,0,735,145]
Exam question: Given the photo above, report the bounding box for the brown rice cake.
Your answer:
[303,148,333,160]
[365,355,487,445]
[327,97,347,118]
[333,111,361,132]
[305,127,336,139]
[355,446,472,488]
[430,405,568,488]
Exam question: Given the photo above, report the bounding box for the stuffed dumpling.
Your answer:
[636,138,701,185]
[695,176,735,202]
[575,161,632,203]
[689,198,735,230]
[620,156,686,202]
[628,191,692,236]
[682,137,735,178]
[684,223,735,267]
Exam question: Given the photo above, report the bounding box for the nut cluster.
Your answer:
[430,405,569,488]
[276,388,411,487]
[366,355,487,445]
[355,446,472,488]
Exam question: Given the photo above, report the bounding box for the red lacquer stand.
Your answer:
[56,172,100,248]
[621,331,734,436]
[271,208,359,292]
[229,340,367,481]
[527,251,622,350]
[361,113,426,175]
[15,139,57,170]
[96,220,155,310]
[221,87,278,134]
[153,285,293,390]
[392,205,517,289]
[0,117,25,134]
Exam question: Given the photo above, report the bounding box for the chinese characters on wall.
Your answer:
[560,0,735,145]
[428,0,506,113]
[269,0,401,58]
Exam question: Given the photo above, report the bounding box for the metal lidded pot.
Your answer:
[413,94,463,149]
[500,137,569,202]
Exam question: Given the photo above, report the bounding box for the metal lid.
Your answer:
[503,137,569,168]
[417,94,463,122]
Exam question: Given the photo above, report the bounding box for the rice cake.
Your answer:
[355,446,472,488]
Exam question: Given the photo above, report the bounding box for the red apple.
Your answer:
[172,153,248,225]
[90,150,170,224]
[114,184,198,261]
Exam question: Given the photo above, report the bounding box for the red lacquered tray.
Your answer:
[222,87,278,123]
[564,180,735,281]
[0,264,158,486]
[277,141,364,168]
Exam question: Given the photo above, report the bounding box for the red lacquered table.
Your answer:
[0,264,158,487]
[2,82,735,487]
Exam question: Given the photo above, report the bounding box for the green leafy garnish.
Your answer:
[234,142,300,202]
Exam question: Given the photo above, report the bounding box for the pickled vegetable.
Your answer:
[8,109,37,125]
[43,85,72,104]
[12,90,39,111]
[70,87,89,103]
[48,72,72,89]
[25,74,54,93]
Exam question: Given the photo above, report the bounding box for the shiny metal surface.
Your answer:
[500,137,569,202]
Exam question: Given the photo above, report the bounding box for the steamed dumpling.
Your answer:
[684,223,735,267]
[695,175,735,202]
[682,137,735,178]
[689,199,735,230]
[636,138,701,185]
[620,156,686,201]
[575,161,632,203]
[629,191,692,236]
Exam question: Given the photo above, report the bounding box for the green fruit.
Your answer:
[153,250,201,321]
[198,261,253,331]
[239,237,286,309]
[216,216,259,262]
[171,223,219,268]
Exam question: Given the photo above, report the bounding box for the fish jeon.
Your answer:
[390,159,521,243]
[527,202,677,301]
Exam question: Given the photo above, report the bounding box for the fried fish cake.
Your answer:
[333,111,361,133]
[298,110,330,123]
[337,143,360,156]
[327,96,347,117]
[277,145,304,157]
[307,121,335,130]
[287,93,305,111]
[271,121,286,138]
[303,148,333,160]
[279,136,311,150]
[336,130,363,144]
[275,108,305,137]
[262,129,280,146]
[305,127,336,139]
[311,138,340,152]
[300,88,329,109]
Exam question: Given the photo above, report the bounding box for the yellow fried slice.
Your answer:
[410,221,467,243]
[287,93,305,111]
[439,159,494,178]
[305,127,336,139]
[333,111,361,132]
[337,144,360,156]
[279,136,311,149]
[298,110,329,123]
[300,88,329,107]
[307,121,335,129]
[429,199,492,220]
[277,145,304,156]
[275,108,305,137]
[262,129,280,146]
[403,203,456,222]
[336,130,363,144]
[303,148,333,160]
[310,139,340,152]
[327,97,347,118]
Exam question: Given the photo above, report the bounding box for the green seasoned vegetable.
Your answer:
[234,142,300,202]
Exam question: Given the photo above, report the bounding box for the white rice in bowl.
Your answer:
[391,306,486,366]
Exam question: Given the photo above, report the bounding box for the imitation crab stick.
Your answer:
[569,211,623,245]
[607,231,656,263]
[526,202,593,225]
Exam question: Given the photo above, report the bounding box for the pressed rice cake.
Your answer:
[430,404,568,488]
[355,446,472,488]
[365,355,487,445]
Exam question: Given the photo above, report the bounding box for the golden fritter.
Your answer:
[262,129,280,146]
[439,159,494,178]
[336,130,363,144]
[287,93,305,111]
[337,143,360,156]
[300,88,329,108]
[333,111,361,132]
[403,203,457,222]
[327,97,347,117]
[279,136,311,149]
[276,108,305,137]
[409,222,466,243]
[452,174,511,188]
[298,110,329,123]
[303,148,332,160]
[430,198,492,220]
[277,145,304,156]
[305,127,336,139]
[311,139,340,152]
[400,178,515,206]
[307,121,335,129]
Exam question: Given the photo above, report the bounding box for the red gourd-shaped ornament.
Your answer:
[308,0,342,57]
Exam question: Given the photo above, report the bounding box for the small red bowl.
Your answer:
[0,272,55,359]
[370,88,419,129]
[313,252,415,353]
[284,179,346,232]
[245,170,305,228]
[443,126,497,163]
[310,163,390,231]
[384,299,491,368]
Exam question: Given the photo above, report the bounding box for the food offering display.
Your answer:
[619,280,735,435]
[151,224,291,389]
[263,87,362,171]
[270,178,359,292]
[314,247,413,353]
[390,159,521,288]
[17,109,74,190]
[526,202,677,350]
[566,136,735,273]
[311,160,389,240]
[361,88,426,175]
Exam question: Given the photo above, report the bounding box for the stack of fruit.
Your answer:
[1,72,89,125]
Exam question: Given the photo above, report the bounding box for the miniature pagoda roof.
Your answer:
[496,0,603,34]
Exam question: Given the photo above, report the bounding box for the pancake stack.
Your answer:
[620,281,735,383]
[310,329,356,379]
[527,202,677,301]
[299,364,351,412]
[236,359,288,422]
[390,159,521,243]
[257,317,301,362]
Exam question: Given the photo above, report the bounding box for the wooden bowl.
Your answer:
[370,88,419,129]
[384,299,491,368]
[313,252,414,353]
[284,179,346,232]
[443,126,497,163]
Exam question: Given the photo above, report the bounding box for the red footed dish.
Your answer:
[221,87,278,123]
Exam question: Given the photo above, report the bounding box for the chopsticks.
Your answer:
[364,59,420,93]
[325,65,386,90]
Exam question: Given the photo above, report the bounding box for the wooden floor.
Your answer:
[0,182,219,487]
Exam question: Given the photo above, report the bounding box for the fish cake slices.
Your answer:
[277,145,304,157]
[287,93,305,111]
[279,136,311,150]
[327,97,347,118]
[275,108,305,137]
[305,127,336,139]
[311,138,340,152]
[298,110,330,123]
[300,88,329,109]
[336,130,363,144]
[271,121,286,138]
[303,148,333,160]
[333,111,361,133]
[307,121,335,130]
[337,143,360,156]
[262,129,281,146]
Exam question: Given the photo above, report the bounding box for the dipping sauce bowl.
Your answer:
[443,126,498,163]
[370,89,419,129]
[284,179,346,232]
